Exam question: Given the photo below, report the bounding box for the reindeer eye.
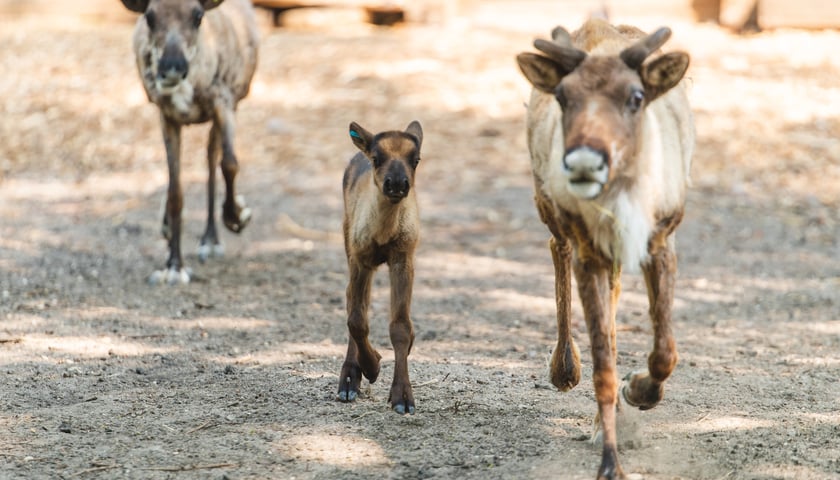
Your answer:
[627,89,645,113]
[192,8,204,28]
[145,10,156,30]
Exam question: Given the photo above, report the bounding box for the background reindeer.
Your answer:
[517,19,694,480]
[338,121,424,415]
[119,0,259,284]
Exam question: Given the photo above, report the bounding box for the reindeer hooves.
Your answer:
[392,400,415,415]
[621,370,664,411]
[223,195,252,234]
[549,342,581,392]
[198,243,225,263]
[148,267,190,285]
[338,362,364,403]
[338,375,360,403]
[394,402,414,415]
[389,387,415,415]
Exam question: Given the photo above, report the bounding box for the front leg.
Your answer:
[149,115,189,285]
[574,258,623,480]
[213,100,251,234]
[622,236,678,411]
[387,252,416,414]
[548,235,581,391]
[338,260,381,402]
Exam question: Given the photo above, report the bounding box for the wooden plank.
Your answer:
[252,0,405,26]
[719,0,757,30]
[758,0,840,28]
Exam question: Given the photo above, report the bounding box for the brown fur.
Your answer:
[518,20,694,480]
[120,0,259,284]
[338,121,424,415]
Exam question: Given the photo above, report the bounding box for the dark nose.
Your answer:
[158,43,188,81]
[383,176,410,199]
[562,145,609,174]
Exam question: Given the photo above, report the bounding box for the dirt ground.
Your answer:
[1,2,839,479]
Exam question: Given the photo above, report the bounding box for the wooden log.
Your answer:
[719,0,758,31]
[758,0,840,29]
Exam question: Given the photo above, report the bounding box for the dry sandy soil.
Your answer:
[1,2,839,479]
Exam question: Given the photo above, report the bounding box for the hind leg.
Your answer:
[199,123,225,262]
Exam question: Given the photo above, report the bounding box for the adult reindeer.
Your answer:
[517,19,694,480]
[119,0,259,284]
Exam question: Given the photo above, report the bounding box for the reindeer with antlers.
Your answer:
[517,19,695,479]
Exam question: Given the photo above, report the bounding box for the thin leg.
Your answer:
[574,258,623,480]
[609,270,621,376]
[548,236,581,391]
[623,238,678,410]
[150,115,189,285]
[387,252,416,414]
[199,123,223,262]
[213,101,251,233]
[338,261,381,402]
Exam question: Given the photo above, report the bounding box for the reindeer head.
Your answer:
[517,26,689,199]
[349,121,423,204]
[121,0,225,93]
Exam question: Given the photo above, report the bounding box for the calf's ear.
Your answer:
[405,121,423,149]
[349,122,374,154]
[641,52,689,102]
[120,0,149,13]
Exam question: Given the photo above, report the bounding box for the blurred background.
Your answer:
[1,1,838,479]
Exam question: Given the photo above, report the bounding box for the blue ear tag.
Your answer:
[349,130,361,139]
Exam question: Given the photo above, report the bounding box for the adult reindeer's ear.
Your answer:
[517,53,568,94]
[349,122,374,154]
[120,0,149,13]
[641,52,689,102]
[405,121,423,149]
[200,0,226,10]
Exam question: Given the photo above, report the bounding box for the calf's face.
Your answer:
[517,27,689,199]
[121,0,225,92]
[349,121,423,204]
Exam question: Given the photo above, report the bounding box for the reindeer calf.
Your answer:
[120,0,258,284]
[338,121,424,415]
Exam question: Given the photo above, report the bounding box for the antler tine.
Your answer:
[534,37,587,73]
[550,26,573,46]
[620,27,672,69]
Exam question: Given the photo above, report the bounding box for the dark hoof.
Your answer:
[388,382,415,415]
[148,267,190,285]
[197,243,225,263]
[338,376,358,403]
[621,370,663,411]
[359,350,382,384]
[393,401,415,415]
[338,364,363,403]
[223,195,252,234]
[549,341,581,392]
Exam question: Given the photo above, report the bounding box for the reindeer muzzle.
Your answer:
[383,175,410,203]
[156,42,189,89]
[563,146,609,199]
